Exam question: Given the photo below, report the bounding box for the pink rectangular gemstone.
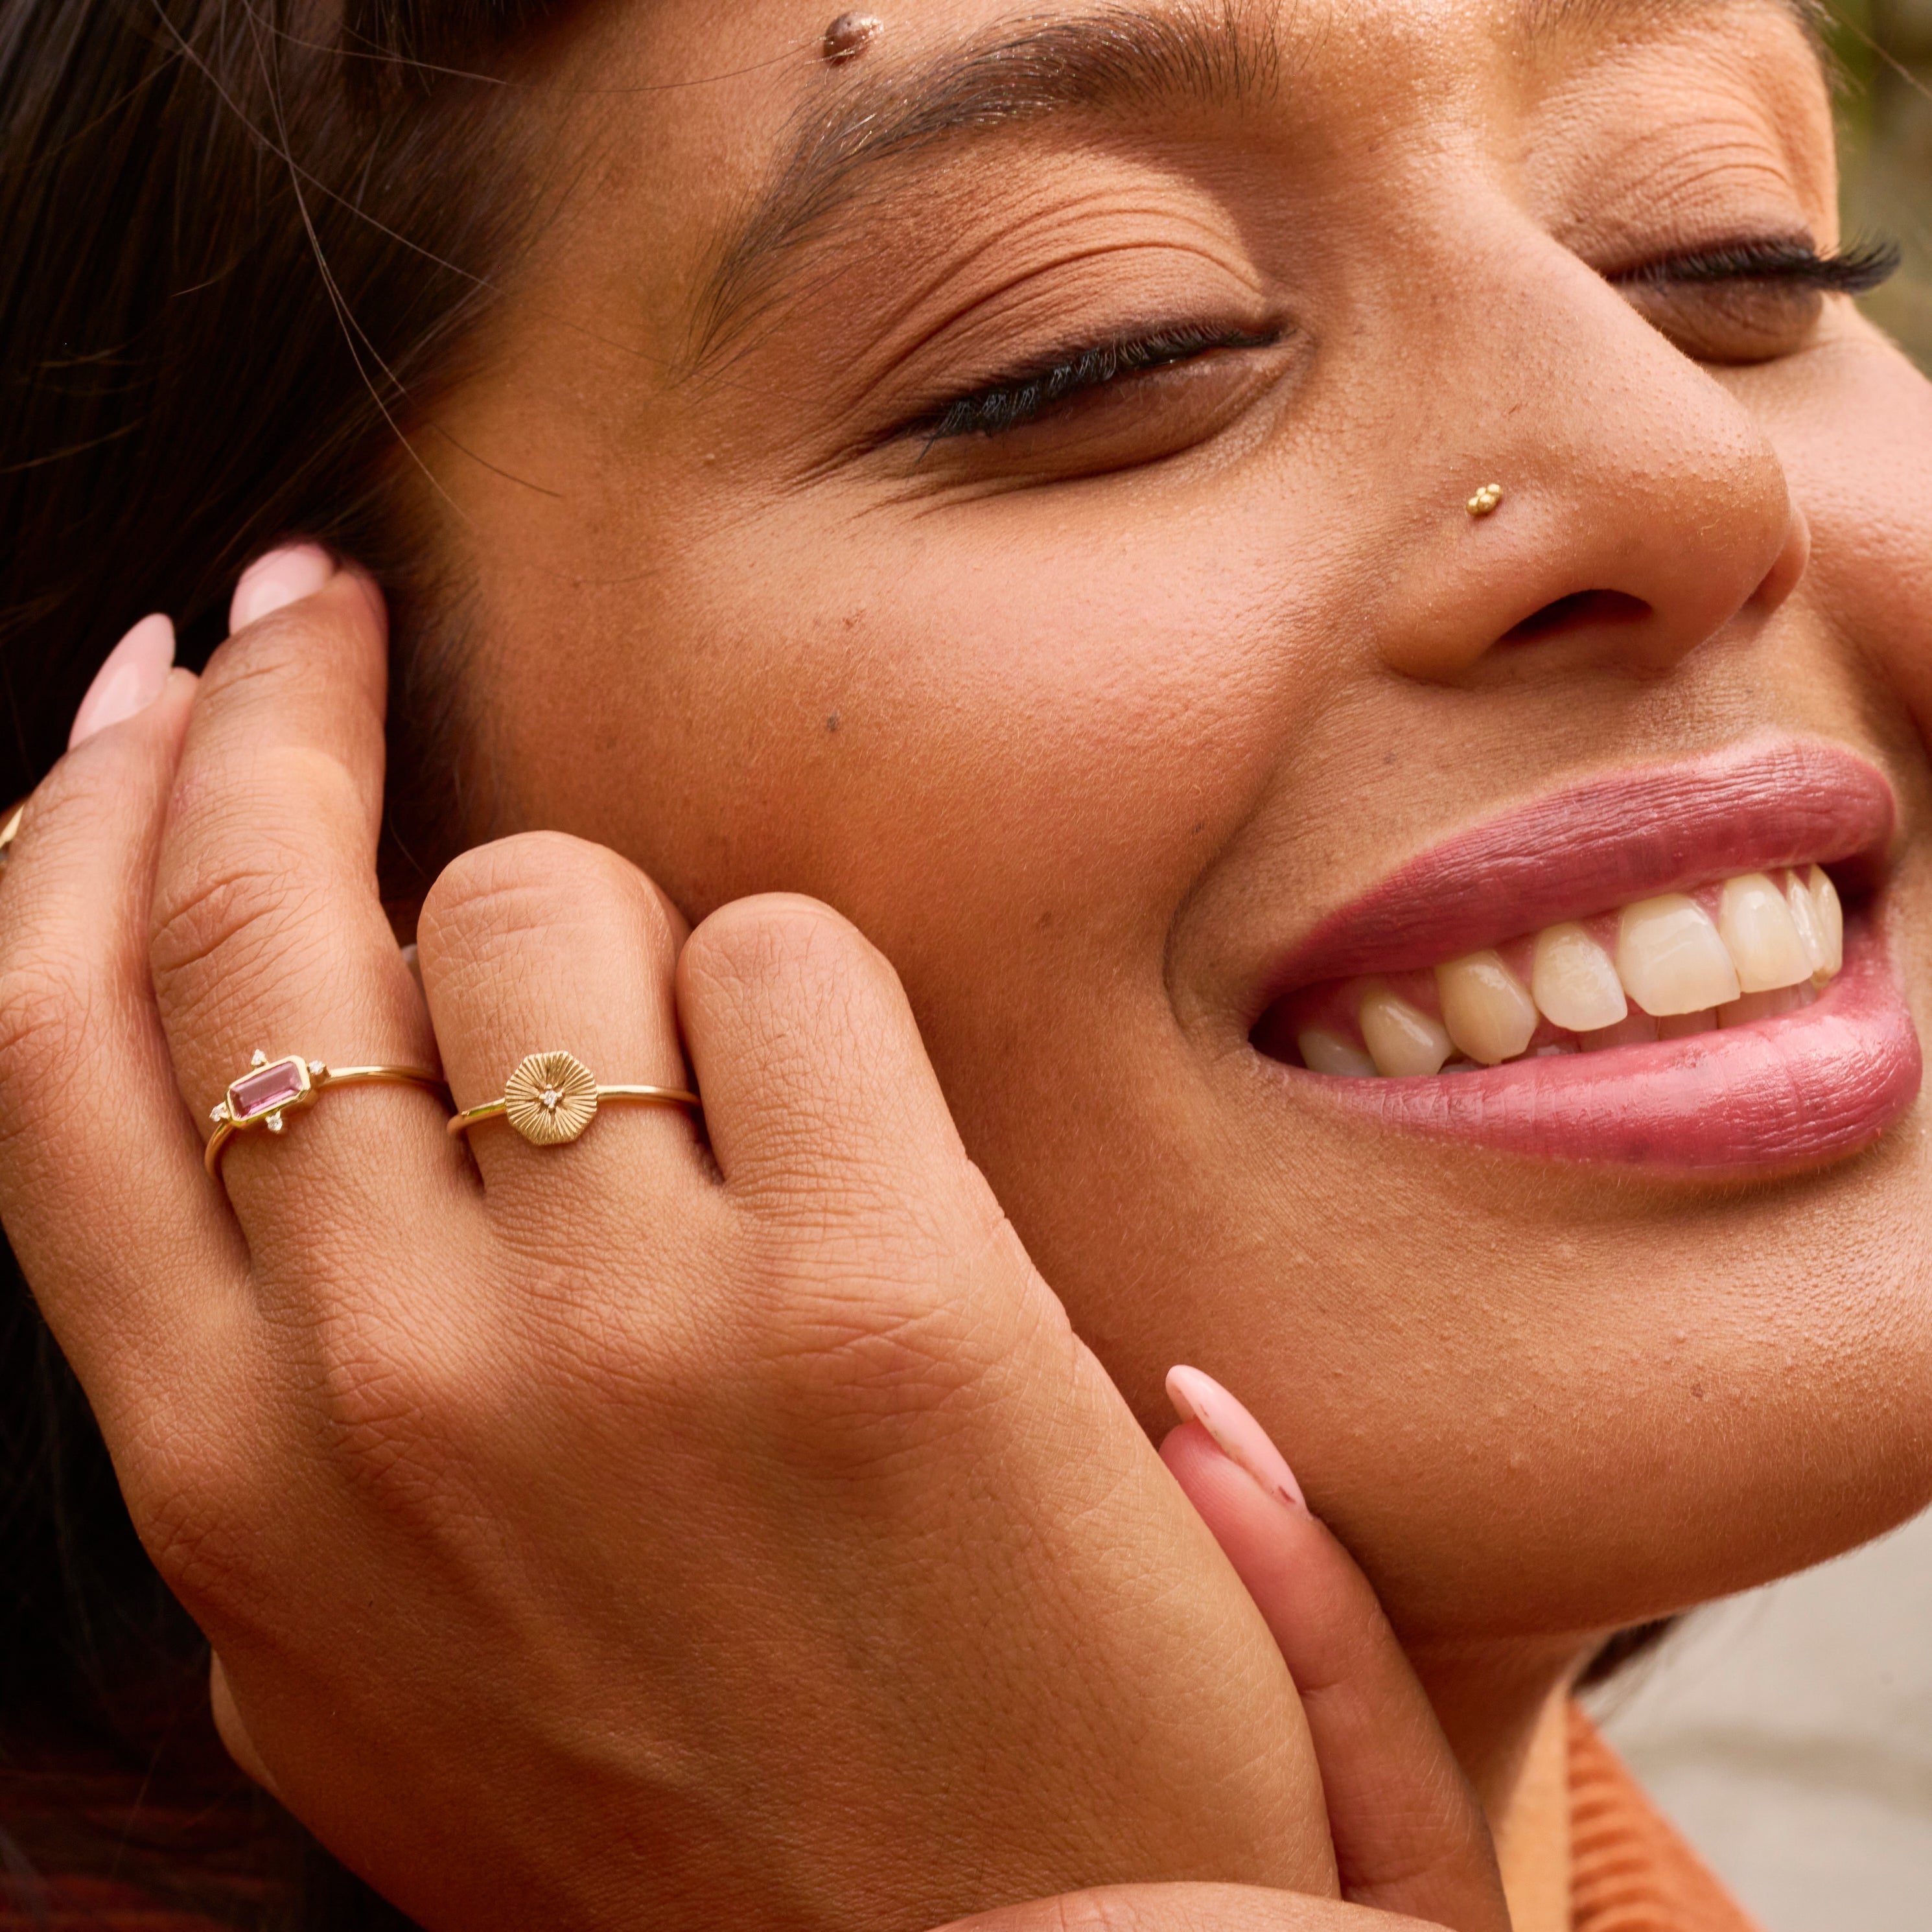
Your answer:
[229,1057,307,1122]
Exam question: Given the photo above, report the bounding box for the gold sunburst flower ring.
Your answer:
[503,1051,600,1146]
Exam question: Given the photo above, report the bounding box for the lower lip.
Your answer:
[1270,916,1920,1176]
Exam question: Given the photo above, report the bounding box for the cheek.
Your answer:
[1752,324,1932,725]
[541,502,1333,987]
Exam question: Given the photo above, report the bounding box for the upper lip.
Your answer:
[1253,739,1895,1012]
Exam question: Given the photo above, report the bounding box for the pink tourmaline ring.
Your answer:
[204,1049,448,1178]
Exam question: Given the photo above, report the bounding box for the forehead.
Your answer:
[531,0,1825,370]
[583,0,1819,154]
[607,0,1821,107]
[626,0,1815,331]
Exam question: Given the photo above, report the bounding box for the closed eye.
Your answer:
[1608,235,1900,364]
[908,323,1286,447]
[1609,236,1901,299]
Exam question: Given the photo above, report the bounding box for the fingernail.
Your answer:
[229,542,334,632]
[1166,1365,1306,1511]
[69,613,176,749]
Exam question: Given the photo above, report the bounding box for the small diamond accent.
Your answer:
[503,1052,597,1145]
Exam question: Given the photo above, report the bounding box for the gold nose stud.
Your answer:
[1467,483,1504,518]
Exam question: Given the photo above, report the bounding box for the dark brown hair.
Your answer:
[0,0,561,1916]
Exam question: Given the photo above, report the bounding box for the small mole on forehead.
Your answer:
[822,12,882,62]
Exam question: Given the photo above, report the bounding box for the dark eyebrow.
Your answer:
[691,2,1281,366]
[690,0,1822,369]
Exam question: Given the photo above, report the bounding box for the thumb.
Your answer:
[1160,1369,1511,1932]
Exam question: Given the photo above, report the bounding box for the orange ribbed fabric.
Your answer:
[1570,1705,1762,1932]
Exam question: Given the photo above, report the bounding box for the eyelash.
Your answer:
[1609,235,1902,296]
[913,237,1902,445]
[915,323,1283,445]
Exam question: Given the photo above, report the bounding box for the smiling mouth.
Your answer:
[1271,865,1845,1077]
[1250,743,1922,1174]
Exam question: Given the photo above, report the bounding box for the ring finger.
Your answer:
[417,828,705,1224]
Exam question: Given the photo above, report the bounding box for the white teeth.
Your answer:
[1297,1027,1378,1077]
[1616,894,1741,1016]
[1786,872,1830,975]
[1530,923,1627,1033]
[1298,861,1850,1078]
[1358,982,1454,1077]
[1436,951,1538,1065]
[1717,873,1812,992]
[1808,866,1844,975]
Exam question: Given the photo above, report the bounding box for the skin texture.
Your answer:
[2,0,1931,1926]
[428,0,1932,1765]
[3,579,1516,1932]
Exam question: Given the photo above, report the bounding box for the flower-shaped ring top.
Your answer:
[448,1051,701,1148]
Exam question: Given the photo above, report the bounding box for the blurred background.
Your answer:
[1838,0,1931,367]
[1586,14,1932,1927]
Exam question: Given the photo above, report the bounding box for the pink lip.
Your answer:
[1278,922,1916,1174]
[1251,742,1921,1175]
[1259,740,1894,997]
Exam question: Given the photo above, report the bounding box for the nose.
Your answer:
[1364,228,1810,686]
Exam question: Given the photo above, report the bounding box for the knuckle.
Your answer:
[686,893,878,1009]
[202,595,384,727]
[684,896,922,1115]
[751,1207,1020,1437]
[149,837,336,1032]
[306,1299,483,1525]
[423,832,675,972]
[117,1412,259,1618]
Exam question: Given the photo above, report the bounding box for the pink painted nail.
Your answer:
[1165,1365,1307,1511]
[69,613,176,749]
[229,543,334,633]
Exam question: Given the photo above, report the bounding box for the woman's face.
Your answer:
[423,0,1932,1642]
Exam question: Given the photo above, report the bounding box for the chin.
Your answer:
[1336,1183,1932,1646]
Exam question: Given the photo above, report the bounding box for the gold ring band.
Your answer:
[207,1049,448,1177]
[448,1050,700,1147]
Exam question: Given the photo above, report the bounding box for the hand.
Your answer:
[0,559,1505,1931]
[943,1373,1512,1932]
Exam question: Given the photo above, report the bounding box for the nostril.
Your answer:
[1503,589,1651,644]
